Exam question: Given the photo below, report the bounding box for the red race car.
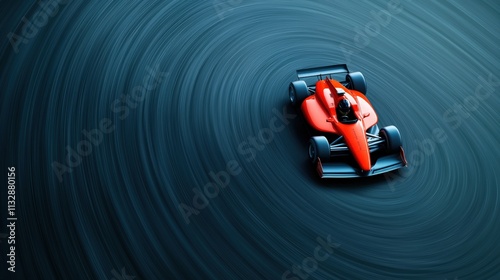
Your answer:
[289,64,407,178]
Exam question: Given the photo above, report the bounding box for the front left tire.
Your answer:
[379,125,402,153]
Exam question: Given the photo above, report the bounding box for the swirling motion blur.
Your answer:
[1,0,499,279]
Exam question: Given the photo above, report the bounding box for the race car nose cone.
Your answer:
[360,169,371,176]
[352,150,371,172]
[360,161,372,173]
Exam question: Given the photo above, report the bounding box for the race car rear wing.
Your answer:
[296,64,350,86]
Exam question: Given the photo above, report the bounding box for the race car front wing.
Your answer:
[316,147,407,178]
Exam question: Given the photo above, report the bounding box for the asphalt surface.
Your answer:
[1,0,499,279]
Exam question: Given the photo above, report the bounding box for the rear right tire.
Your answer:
[289,80,309,106]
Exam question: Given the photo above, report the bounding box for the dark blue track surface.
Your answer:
[1,1,499,279]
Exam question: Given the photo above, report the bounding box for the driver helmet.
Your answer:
[338,99,351,115]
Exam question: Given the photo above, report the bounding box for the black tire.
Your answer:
[346,72,367,95]
[308,136,330,163]
[289,80,309,106]
[379,125,402,153]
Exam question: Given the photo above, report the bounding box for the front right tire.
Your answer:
[308,136,330,163]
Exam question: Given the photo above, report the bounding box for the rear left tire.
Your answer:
[346,72,367,95]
